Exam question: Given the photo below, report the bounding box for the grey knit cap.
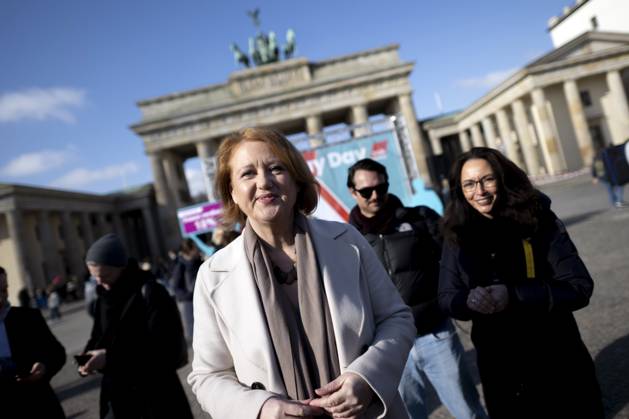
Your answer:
[85,234,128,267]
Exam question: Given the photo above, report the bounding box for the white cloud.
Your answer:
[0,87,86,123]
[0,147,76,177]
[51,162,140,189]
[455,68,518,89]
[185,167,207,197]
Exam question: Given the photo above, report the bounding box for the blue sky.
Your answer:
[1,0,574,195]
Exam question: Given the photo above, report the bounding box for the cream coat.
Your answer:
[188,218,415,419]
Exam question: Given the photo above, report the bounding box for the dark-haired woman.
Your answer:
[438,147,603,418]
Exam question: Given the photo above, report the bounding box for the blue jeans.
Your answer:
[603,181,624,205]
[399,319,488,419]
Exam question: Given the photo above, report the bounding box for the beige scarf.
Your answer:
[243,213,340,400]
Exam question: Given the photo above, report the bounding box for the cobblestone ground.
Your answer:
[49,174,628,419]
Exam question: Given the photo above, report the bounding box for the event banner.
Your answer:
[177,201,222,237]
[302,130,437,222]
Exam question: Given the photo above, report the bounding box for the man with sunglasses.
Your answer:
[347,159,487,419]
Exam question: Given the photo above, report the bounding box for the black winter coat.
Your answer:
[85,265,192,419]
[439,207,603,419]
[2,307,66,419]
[352,203,446,335]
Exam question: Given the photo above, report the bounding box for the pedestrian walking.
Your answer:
[77,234,192,419]
[592,147,627,207]
[47,288,61,320]
[347,158,487,419]
[439,147,604,418]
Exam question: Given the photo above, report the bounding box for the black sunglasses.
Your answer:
[354,182,389,199]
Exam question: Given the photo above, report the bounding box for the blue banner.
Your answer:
[302,130,442,221]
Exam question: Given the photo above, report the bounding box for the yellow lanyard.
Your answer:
[522,239,535,279]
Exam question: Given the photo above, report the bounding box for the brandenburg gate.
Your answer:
[132,44,430,249]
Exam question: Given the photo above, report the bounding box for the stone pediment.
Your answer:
[528,31,629,67]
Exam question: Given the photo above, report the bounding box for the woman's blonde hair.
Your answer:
[214,127,319,226]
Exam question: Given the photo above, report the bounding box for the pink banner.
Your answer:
[177,202,223,236]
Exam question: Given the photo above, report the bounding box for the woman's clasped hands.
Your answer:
[259,372,374,418]
[467,285,509,314]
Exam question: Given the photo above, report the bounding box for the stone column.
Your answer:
[196,140,216,201]
[37,211,63,279]
[80,212,94,248]
[459,130,471,152]
[148,152,181,251]
[163,153,185,208]
[5,210,29,289]
[397,94,431,184]
[496,108,523,167]
[470,124,485,147]
[176,155,192,203]
[61,211,85,277]
[481,117,498,149]
[563,79,595,165]
[306,114,325,147]
[606,69,629,144]
[349,104,371,137]
[149,152,175,209]
[512,99,541,175]
[428,130,443,155]
[141,206,162,259]
[531,88,566,175]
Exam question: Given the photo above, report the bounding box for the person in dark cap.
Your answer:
[78,234,193,419]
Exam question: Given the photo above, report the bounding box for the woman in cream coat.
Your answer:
[188,127,415,419]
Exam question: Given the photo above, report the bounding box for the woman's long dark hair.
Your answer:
[442,147,542,245]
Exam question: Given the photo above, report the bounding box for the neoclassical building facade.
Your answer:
[132,45,430,249]
[423,31,629,177]
[0,184,161,303]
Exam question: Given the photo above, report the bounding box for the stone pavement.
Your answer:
[45,173,628,418]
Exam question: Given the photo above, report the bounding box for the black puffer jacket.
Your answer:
[350,196,446,335]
